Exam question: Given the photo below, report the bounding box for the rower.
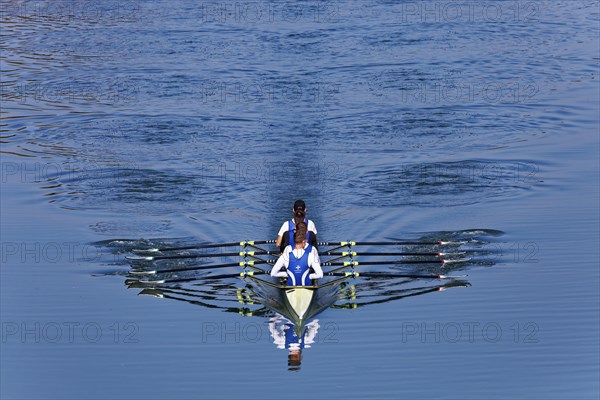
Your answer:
[275,199,318,253]
[271,222,323,286]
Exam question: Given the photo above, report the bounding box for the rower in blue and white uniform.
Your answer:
[271,222,323,286]
[275,199,318,253]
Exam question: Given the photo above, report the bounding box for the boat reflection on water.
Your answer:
[126,272,470,370]
[253,275,470,370]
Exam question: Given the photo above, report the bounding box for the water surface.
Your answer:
[1,1,598,399]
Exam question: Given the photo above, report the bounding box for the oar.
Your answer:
[321,254,352,264]
[127,270,266,285]
[318,241,454,246]
[324,258,469,275]
[128,260,274,275]
[126,250,275,261]
[133,240,276,253]
[333,281,470,308]
[319,244,348,254]
[128,276,243,290]
[327,271,466,279]
[322,251,462,257]
[322,260,449,267]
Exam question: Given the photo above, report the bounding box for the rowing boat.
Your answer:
[124,239,469,328]
[246,277,342,327]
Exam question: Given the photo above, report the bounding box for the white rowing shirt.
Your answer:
[277,219,317,237]
[270,243,323,280]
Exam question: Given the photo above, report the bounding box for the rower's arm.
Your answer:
[275,222,288,248]
[270,252,288,278]
[308,249,323,279]
[309,232,318,248]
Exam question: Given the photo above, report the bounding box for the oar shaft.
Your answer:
[141,251,272,261]
[148,261,241,274]
[319,245,347,254]
[133,260,271,275]
[325,252,442,257]
[317,241,447,246]
[355,260,443,265]
[327,272,461,279]
[354,241,444,246]
[130,271,266,285]
[155,243,241,251]
[322,260,443,267]
[322,254,352,264]
[134,240,276,253]
[322,259,445,275]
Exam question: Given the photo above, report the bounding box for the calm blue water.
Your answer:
[1,1,599,399]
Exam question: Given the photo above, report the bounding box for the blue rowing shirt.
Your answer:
[288,218,310,246]
[286,244,313,286]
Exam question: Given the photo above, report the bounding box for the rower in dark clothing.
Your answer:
[275,199,318,253]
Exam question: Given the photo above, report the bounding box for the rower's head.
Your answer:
[294,222,308,246]
[292,199,306,219]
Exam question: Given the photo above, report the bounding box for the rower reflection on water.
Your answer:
[269,315,320,371]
